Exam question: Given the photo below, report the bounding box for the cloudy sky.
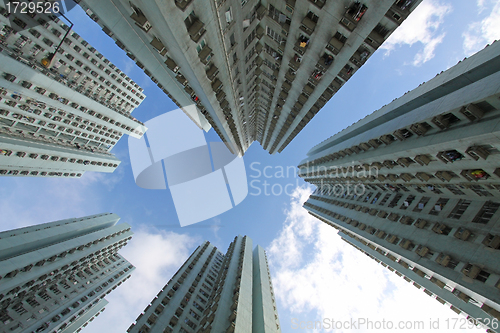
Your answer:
[1,0,500,332]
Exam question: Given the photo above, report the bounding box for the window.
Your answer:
[378,194,391,206]
[244,29,256,49]
[413,197,430,212]
[196,39,206,53]
[400,195,415,210]
[184,318,197,329]
[473,201,500,224]
[448,200,471,219]
[229,33,236,47]
[305,11,319,23]
[470,185,493,197]
[192,301,204,312]
[189,309,201,320]
[445,185,465,195]
[268,5,290,26]
[388,194,402,208]
[429,198,449,215]
[334,31,347,43]
[267,26,284,44]
[245,46,254,63]
[225,7,232,23]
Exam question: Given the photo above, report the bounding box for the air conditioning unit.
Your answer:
[460,104,484,121]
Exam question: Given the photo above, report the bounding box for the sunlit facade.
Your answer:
[0,213,135,333]
[127,236,280,333]
[75,0,421,155]
[300,40,500,331]
[0,3,147,177]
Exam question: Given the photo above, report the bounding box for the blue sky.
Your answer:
[1,0,499,332]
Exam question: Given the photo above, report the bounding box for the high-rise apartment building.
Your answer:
[127,235,280,333]
[0,4,147,178]
[0,213,135,333]
[74,0,420,155]
[298,41,500,331]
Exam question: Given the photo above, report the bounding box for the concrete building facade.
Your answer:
[0,3,147,178]
[127,235,280,333]
[0,213,135,333]
[299,41,500,331]
[74,0,421,155]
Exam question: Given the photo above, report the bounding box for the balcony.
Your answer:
[400,216,414,225]
[187,18,205,42]
[256,24,265,39]
[300,16,317,35]
[379,134,395,145]
[435,253,451,267]
[453,227,471,241]
[198,45,213,65]
[393,128,413,140]
[290,54,302,71]
[460,103,484,121]
[150,37,167,56]
[461,264,482,279]
[176,74,187,86]
[465,146,489,160]
[327,35,345,55]
[206,64,218,81]
[432,223,451,235]
[410,122,431,136]
[399,239,413,250]
[415,172,432,182]
[461,169,490,181]
[130,8,152,32]
[165,58,180,73]
[285,68,296,82]
[256,3,267,20]
[226,323,236,333]
[414,154,432,166]
[400,173,414,182]
[338,65,354,80]
[383,160,397,169]
[365,30,385,49]
[435,171,455,182]
[386,235,399,244]
[211,79,222,92]
[416,246,429,257]
[414,219,427,229]
[282,81,292,92]
[350,49,369,67]
[436,150,463,163]
[387,213,400,222]
[341,2,367,31]
[432,113,460,129]
[295,35,310,55]
[377,211,388,218]
[175,0,193,11]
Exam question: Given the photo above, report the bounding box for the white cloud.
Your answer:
[122,58,136,76]
[463,0,500,56]
[84,227,199,333]
[268,186,479,332]
[381,0,452,66]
